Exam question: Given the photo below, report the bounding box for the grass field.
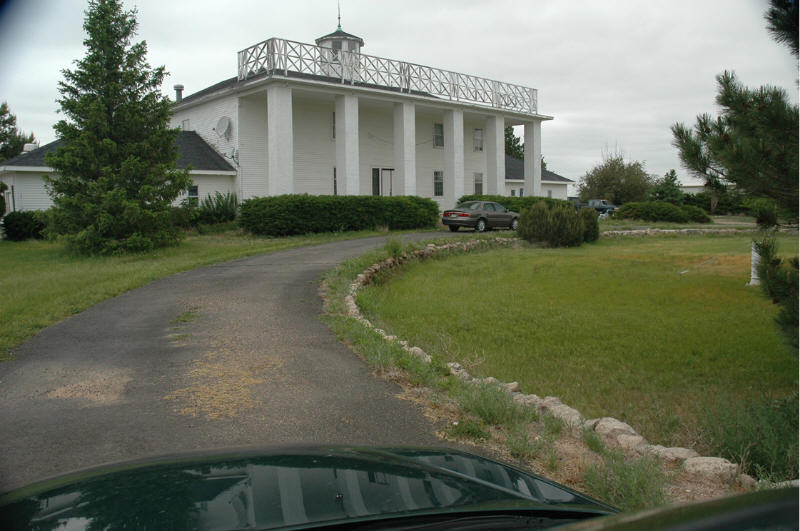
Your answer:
[0,228,403,360]
[599,214,758,231]
[357,233,798,467]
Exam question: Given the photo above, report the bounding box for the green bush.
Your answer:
[197,192,238,225]
[456,194,571,213]
[755,234,799,344]
[238,194,439,236]
[578,207,600,242]
[1,211,45,241]
[518,202,583,247]
[681,205,712,223]
[616,201,689,222]
[748,198,778,228]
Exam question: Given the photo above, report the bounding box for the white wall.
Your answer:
[237,94,268,199]
[171,95,239,162]
[293,99,335,195]
[1,172,54,212]
[504,180,568,200]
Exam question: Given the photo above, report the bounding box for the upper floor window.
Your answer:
[433,123,444,148]
[187,185,199,206]
[473,129,483,152]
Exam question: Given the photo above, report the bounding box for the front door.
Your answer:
[371,168,394,196]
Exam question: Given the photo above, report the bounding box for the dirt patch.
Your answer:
[163,348,285,419]
[46,368,133,406]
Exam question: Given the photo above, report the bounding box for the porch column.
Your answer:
[393,102,416,196]
[267,84,294,195]
[524,120,542,197]
[444,108,464,207]
[335,94,360,195]
[485,115,505,195]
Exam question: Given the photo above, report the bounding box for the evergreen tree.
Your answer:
[504,126,524,159]
[46,0,189,254]
[578,151,653,204]
[649,169,684,204]
[0,102,35,163]
[671,71,798,217]
[765,0,798,57]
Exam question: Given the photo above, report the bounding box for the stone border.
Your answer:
[602,227,796,237]
[343,235,761,488]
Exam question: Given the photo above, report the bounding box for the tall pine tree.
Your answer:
[0,102,36,163]
[46,0,189,254]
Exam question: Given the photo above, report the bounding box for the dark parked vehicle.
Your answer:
[442,201,519,232]
[0,446,617,529]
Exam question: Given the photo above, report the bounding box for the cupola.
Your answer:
[315,12,364,55]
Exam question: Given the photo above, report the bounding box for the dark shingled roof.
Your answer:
[1,131,234,173]
[505,154,573,183]
[315,28,365,46]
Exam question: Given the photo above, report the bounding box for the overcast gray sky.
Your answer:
[0,0,796,188]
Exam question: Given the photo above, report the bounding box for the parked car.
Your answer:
[569,198,618,216]
[442,201,519,232]
[0,446,618,529]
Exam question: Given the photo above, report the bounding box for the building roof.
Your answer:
[315,28,365,46]
[0,131,235,173]
[504,154,573,183]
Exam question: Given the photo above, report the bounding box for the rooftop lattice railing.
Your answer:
[237,38,538,114]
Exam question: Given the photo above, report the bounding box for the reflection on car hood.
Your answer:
[0,446,616,530]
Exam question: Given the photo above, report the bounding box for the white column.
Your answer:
[524,120,541,197]
[335,94,360,195]
[267,84,293,195]
[485,115,505,195]
[393,102,416,196]
[444,109,464,207]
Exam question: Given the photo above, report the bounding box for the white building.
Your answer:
[1,24,553,213]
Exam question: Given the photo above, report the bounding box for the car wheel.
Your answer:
[510,218,519,231]
[476,218,487,232]
[449,225,459,232]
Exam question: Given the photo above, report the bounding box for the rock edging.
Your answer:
[344,236,757,488]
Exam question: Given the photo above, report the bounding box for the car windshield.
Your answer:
[457,202,482,210]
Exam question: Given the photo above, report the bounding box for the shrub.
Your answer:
[1,210,45,241]
[578,207,599,242]
[456,194,571,213]
[196,192,238,225]
[681,205,711,223]
[748,198,778,228]
[239,195,439,236]
[518,202,583,247]
[616,201,689,222]
[583,450,667,511]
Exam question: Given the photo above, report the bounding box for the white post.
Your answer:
[267,84,293,195]
[523,120,541,197]
[485,114,505,195]
[393,102,416,196]
[748,242,761,286]
[444,109,464,207]
[335,94,360,195]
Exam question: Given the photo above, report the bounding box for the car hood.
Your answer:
[0,446,615,530]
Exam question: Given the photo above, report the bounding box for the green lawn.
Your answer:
[599,214,757,231]
[0,229,402,360]
[357,234,798,454]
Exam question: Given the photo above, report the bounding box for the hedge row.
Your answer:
[239,194,439,236]
[518,203,599,247]
[616,201,711,223]
[456,194,571,213]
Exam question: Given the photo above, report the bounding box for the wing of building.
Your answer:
[2,23,553,213]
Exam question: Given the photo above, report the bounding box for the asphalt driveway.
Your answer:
[0,232,463,491]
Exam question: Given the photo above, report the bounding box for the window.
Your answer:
[333,167,337,195]
[372,168,380,196]
[483,202,495,211]
[511,189,516,197]
[187,185,199,206]
[434,171,443,196]
[548,190,553,198]
[473,128,483,151]
[473,172,483,195]
[433,123,444,148]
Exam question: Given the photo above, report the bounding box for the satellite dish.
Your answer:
[215,116,232,139]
